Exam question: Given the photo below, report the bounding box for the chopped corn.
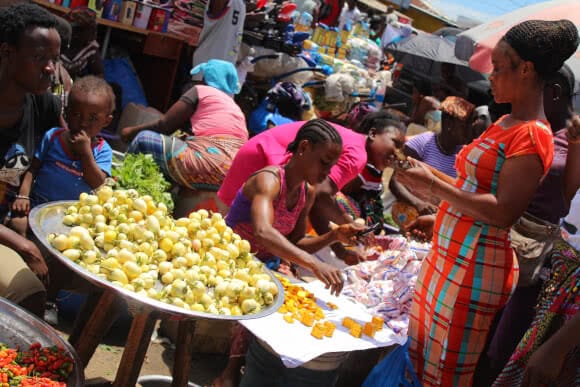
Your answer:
[363,322,376,338]
[372,316,384,331]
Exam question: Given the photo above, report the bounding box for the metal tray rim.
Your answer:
[29,201,284,321]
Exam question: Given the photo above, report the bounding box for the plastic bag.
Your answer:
[362,339,421,387]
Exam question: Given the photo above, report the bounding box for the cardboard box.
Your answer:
[119,0,136,25]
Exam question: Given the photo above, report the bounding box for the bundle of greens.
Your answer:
[112,153,174,211]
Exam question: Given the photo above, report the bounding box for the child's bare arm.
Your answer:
[12,159,41,216]
[69,131,107,189]
[79,152,107,189]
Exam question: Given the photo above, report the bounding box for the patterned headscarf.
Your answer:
[439,96,475,122]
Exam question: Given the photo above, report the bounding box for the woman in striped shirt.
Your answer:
[389,96,476,219]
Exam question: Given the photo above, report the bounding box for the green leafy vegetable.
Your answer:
[112,153,174,211]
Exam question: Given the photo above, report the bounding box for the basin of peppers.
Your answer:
[0,342,73,386]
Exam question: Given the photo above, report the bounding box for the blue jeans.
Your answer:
[240,339,340,387]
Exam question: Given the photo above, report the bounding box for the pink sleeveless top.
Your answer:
[225,165,307,261]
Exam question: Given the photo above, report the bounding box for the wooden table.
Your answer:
[67,289,197,387]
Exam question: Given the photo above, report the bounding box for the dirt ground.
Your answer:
[55,314,229,386]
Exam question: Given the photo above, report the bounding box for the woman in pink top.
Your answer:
[121,60,248,191]
[218,113,406,264]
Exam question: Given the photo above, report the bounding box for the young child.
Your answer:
[10,76,114,235]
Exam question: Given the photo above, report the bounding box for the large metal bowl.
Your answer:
[29,201,284,320]
[0,298,84,386]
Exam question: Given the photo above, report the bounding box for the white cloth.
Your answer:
[562,190,580,251]
[338,5,361,31]
[241,281,406,368]
[192,0,246,79]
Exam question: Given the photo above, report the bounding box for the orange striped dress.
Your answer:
[408,117,554,386]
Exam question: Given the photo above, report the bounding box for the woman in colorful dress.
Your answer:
[396,20,579,386]
[121,59,248,191]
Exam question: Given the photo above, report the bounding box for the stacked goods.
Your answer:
[276,275,337,340]
[0,343,74,386]
[342,236,430,336]
[48,187,279,316]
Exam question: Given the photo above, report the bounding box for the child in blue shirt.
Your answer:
[11,75,114,235]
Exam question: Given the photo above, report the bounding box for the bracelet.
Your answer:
[568,137,580,145]
[15,195,30,200]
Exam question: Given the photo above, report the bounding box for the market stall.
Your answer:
[0,298,83,386]
[29,190,285,387]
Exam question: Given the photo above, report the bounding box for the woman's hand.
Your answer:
[522,336,567,387]
[567,115,580,141]
[396,158,436,197]
[333,222,365,244]
[120,126,141,143]
[311,261,344,296]
[17,240,49,286]
[404,214,436,242]
[11,197,30,216]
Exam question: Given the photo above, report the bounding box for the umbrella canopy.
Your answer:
[389,33,468,66]
[455,0,580,92]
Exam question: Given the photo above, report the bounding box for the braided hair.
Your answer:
[287,119,342,153]
[356,111,406,135]
[502,20,579,79]
[0,3,57,47]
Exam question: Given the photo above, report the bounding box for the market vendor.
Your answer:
[0,3,65,317]
[218,113,406,265]
[216,119,363,387]
[120,59,248,192]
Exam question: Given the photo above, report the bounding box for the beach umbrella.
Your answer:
[389,33,467,66]
[455,0,580,93]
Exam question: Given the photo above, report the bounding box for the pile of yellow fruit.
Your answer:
[275,275,337,340]
[48,187,279,316]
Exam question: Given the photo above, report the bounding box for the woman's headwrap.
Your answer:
[439,96,475,121]
[190,59,241,96]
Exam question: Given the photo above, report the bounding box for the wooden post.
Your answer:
[69,290,124,368]
[172,319,197,387]
[113,310,158,387]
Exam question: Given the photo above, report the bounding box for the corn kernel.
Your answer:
[311,323,325,339]
[300,311,315,327]
[342,317,356,329]
[283,314,295,324]
[349,324,362,338]
[363,322,376,338]
[326,302,338,310]
[323,321,336,337]
[372,316,384,331]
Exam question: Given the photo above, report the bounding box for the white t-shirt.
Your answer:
[562,190,580,251]
[192,0,246,78]
[338,5,361,31]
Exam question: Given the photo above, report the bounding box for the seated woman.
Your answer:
[218,113,406,264]
[121,59,248,192]
[389,96,475,223]
[217,119,361,387]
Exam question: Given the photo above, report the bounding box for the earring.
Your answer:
[554,96,560,102]
[299,153,303,156]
